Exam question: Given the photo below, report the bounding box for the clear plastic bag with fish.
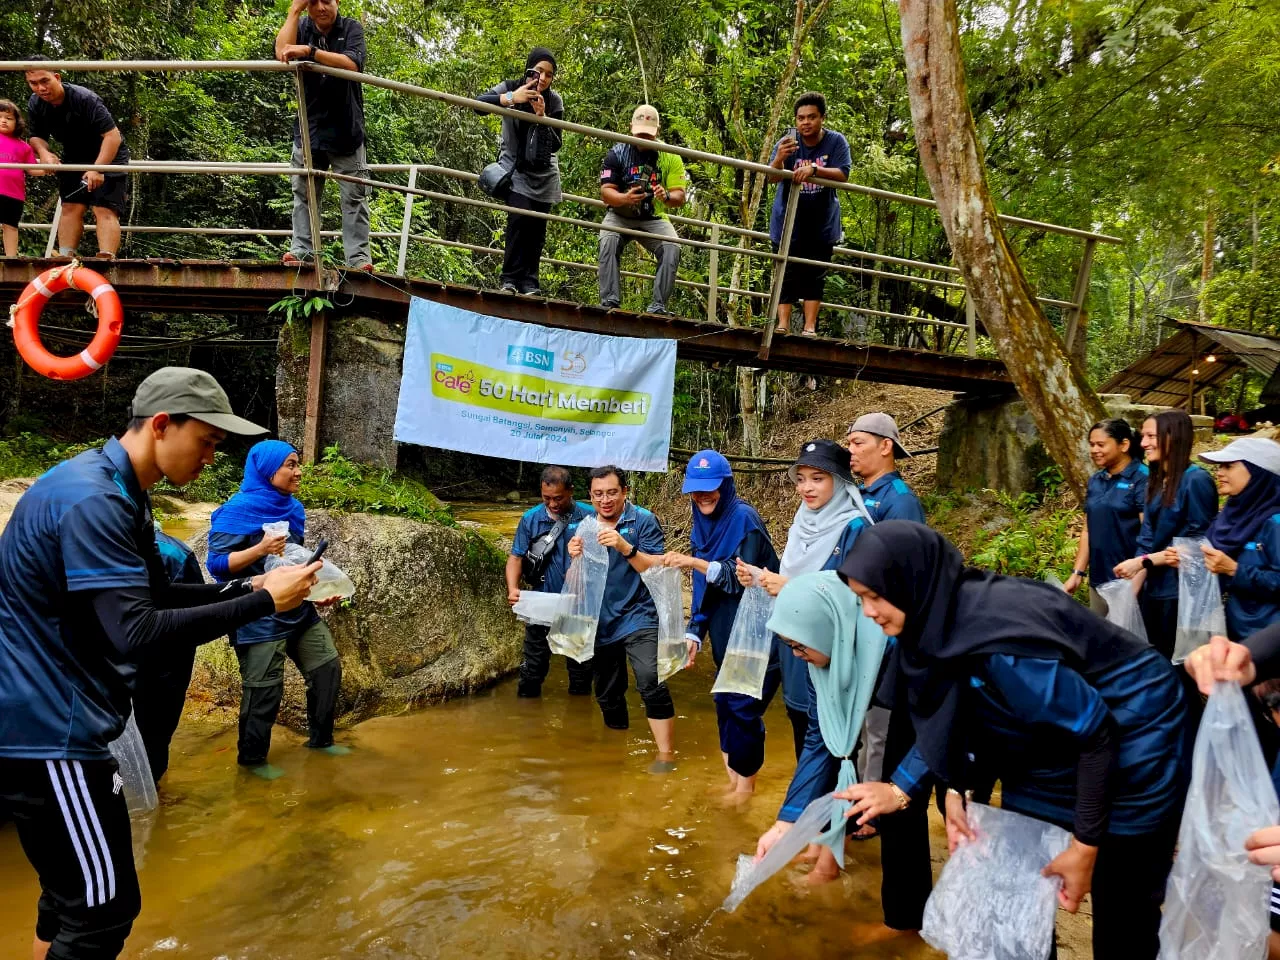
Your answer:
[512,589,561,627]
[547,515,608,663]
[723,792,840,912]
[1158,681,1280,960]
[107,709,158,815]
[1173,537,1228,663]
[921,802,1071,960]
[711,574,774,699]
[642,565,687,684]
[262,524,356,603]
[1096,577,1148,641]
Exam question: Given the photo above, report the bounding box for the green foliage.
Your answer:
[969,492,1080,583]
[297,444,455,525]
[269,295,334,326]
[154,452,244,503]
[0,434,97,479]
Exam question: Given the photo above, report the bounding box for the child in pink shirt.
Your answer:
[0,100,38,257]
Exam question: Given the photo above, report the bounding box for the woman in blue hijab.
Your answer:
[1198,437,1280,641]
[661,450,779,795]
[208,440,344,776]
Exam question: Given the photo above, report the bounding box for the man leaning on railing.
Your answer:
[275,0,372,272]
[597,105,687,316]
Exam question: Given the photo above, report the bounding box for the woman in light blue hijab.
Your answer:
[753,571,886,873]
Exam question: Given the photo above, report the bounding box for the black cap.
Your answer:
[787,438,854,484]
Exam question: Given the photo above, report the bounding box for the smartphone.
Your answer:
[784,127,798,143]
[305,538,329,566]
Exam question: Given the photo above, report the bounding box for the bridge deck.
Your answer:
[0,258,1013,394]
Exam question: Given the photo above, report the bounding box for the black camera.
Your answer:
[625,173,656,218]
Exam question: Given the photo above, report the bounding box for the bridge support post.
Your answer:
[44,199,62,258]
[759,184,801,359]
[303,310,328,465]
[1063,237,1097,363]
[965,297,976,357]
[396,165,418,276]
[707,223,719,323]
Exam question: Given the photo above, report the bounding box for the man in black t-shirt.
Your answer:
[275,0,372,270]
[25,65,129,258]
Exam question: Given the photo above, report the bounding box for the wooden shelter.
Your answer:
[1100,321,1280,410]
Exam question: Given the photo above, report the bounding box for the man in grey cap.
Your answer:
[0,367,320,960]
[846,412,925,525]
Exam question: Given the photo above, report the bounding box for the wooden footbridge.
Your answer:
[0,60,1122,457]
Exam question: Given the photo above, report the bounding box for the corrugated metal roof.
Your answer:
[1100,321,1280,407]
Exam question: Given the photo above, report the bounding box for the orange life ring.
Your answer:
[9,265,123,380]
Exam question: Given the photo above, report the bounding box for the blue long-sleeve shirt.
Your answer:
[889,648,1188,837]
[1135,465,1219,599]
[778,516,870,712]
[1223,513,1280,641]
[685,528,778,663]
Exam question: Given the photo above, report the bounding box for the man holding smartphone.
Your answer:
[766,92,852,336]
[0,367,320,960]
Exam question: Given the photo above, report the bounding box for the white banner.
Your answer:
[393,298,677,471]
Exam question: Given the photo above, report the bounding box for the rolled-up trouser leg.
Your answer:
[714,666,780,777]
[624,629,675,720]
[592,640,630,728]
[235,639,288,766]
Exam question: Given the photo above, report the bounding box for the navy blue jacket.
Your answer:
[1135,465,1219,600]
[1085,460,1148,587]
[511,501,593,594]
[890,647,1189,836]
[1223,514,1280,641]
[685,528,778,664]
[861,471,926,524]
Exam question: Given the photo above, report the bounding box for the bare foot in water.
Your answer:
[848,922,921,945]
[796,843,823,863]
[804,845,841,885]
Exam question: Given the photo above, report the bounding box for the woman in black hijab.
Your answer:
[837,521,1189,960]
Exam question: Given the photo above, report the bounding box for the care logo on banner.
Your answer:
[393,298,677,471]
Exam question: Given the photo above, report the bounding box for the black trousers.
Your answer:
[1,758,141,959]
[502,192,551,291]
[132,645,197,783]
[878,706,934,931]
[1140,593,1178,660]
[518,623,594,696]
[592,629,675,727]
[1046,822,1179,960]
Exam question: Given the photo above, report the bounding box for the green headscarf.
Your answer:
[766,570,887,863]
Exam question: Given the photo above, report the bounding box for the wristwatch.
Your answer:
[308,45,317,60]
[1072,569,1087,578]
[505,91,515,106]
[623,541,636,558]
[1141,554,1155,571]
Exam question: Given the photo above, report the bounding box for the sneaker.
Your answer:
[601,298,621,309]
[500,282,519,294]
[282,251,313,266]
[351,262,374,273]
[519,285,543,297]
[646,305,672,316]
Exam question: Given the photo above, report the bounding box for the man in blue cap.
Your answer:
[0,367,321,960]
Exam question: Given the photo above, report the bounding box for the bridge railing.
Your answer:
[0,59,1120,358]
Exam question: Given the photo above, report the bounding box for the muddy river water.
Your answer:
[0,503,947,959]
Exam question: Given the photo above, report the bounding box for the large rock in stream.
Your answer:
[189,509,522,729]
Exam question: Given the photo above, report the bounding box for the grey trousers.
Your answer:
[859,705,891,781]
[598,210,680,311]
[290,142,371,267]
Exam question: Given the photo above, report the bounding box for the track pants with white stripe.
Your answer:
[1,758,140,959]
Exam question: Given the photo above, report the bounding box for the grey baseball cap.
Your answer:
[131,367,267,435]
[847,412,911,459]
[1199,436,1280,477]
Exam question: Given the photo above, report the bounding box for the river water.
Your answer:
[0,502,947,959]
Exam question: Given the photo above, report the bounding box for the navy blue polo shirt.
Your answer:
[1135,465,1219,599]
[155,527,204,585]
[0,437,166,760]
[207,527,319,645]
[1085,460,1148,587]
[861,471,926,524]
[569,503,665,646]
[511,501,593,594]
[1224,514,1280,641]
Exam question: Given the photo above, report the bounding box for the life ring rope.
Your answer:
[8,260,124,380]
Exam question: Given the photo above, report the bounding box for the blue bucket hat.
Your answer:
[682,449,733,493]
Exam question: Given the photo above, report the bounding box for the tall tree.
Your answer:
[898,0,1106,498]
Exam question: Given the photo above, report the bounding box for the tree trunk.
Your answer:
[1199,197,1215,323]
[898,0,1106,499]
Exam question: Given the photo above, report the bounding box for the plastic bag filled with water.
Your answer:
[1158,681,1280,960]
[107,709,158,815]
[722,792,839,912]
[711,577,775,699]
[921,803,1070,960]
[512,590,561,626]
[1096,578,1148,641]
[642,565,687,684]
[1173,537,1228,663]
[263,532,356,603]
[548,515,608,663]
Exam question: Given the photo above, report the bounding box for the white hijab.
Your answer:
[779,475,873,577]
